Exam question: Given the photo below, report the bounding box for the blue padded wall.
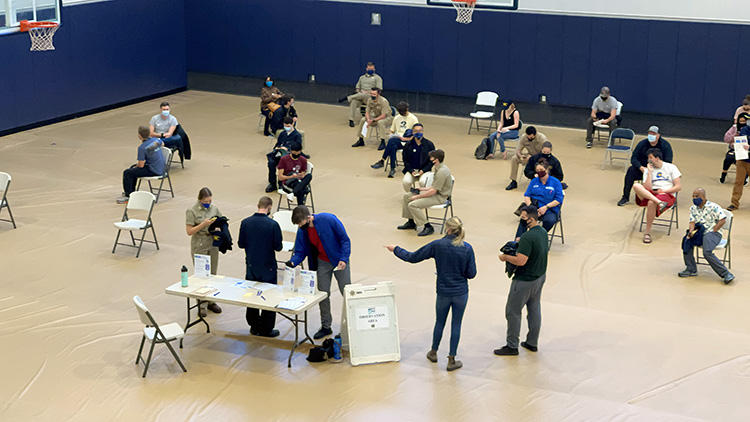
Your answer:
[185,0,750,120]
[0,0,186,133]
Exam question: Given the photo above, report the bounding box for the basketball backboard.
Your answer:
[1,0,60,32]
[426,0,517,10]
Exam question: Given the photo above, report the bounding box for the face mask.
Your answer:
[367,69,374,75]
[161,110,169,117]
[291,153,301,159]
[739,122,747,130]
[541,153,551,159]
[265,81,273,87]
[600,95,608,100]
[647,134,657,142]
[414,132,423,139]
[537,170,547,178]
[301,222,310,230]
[371,96,377,100]
[520,218,529,227]
[693,198,703,206]
[202,203,210,209]
[284,126,292,132]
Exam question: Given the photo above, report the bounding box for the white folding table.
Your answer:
[165,274,326,367]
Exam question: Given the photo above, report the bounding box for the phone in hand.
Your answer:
[410,187,420,195]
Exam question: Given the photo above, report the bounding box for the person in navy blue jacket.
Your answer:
[386,216,477,372]
[287,206,351,340]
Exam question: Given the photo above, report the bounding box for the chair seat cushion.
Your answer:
[606,145,631,151]
[429,202,450,210]
[115,219,150,230]
[282,240,295,252]
[144,323,184,341]
[470,112,494,119]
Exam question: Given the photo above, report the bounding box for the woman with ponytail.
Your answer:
[385,216,476,371]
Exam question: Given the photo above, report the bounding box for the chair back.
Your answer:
[390,106,397,117]
[608,128,635,147]
[616,101,624,116]
[0,172,10,192]
[133,295,156,326]
[475,91,498,107]
[724,210,734,238]
[447,175,456,200]
[306,161,314,174]
[273,210,297,234]
[127,191,156,212]
[160,147,173,174]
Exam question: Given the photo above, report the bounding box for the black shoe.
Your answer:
[505,180,517,191]
[728,204,738,211]
[349,120,355,127]
[397,219,416,230]
[251,329,281,338]
[418,224,435,237]
[302,153,311,159]
[388,169,396,178]
[352,138,365,147]
[371,160,384,169]
[338,96,348,103]
[586,140,593,149]
[378,140,386,151]
[207,303,222,314]
[561,182,568,190]
[719,173,727,184]
[494,346,519,356]
[724,272,736,285]
[313,327,333,340]
[617,197,629,206]
[265,184,276,193]
[520,342,538,352]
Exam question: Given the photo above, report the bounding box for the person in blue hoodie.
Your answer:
[386,216,477,372]
[287,206,351,340]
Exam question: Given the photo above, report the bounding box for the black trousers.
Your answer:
[245,267,277,334]
[282,174,313,205]
[267,152,281,185]
[723,150,736,171]
[122,165,157,196]
[622,165,644,200]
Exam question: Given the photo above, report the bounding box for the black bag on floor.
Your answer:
[474,137,492,160]
[307,347,327,362]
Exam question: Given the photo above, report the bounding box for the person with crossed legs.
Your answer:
[398,149,452,237]
[633,148,682,244]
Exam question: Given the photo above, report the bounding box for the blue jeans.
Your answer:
[162,134,184,160]
[515,210,558,238]
[432,292,468,356]
[381,136,405,169]
[489,130,519,154]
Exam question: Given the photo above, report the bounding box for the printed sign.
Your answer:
[734,136,749,161]
[282,267,296,291]
[355,306,389,331]
[194,254,210,278]
[298,270,317,295]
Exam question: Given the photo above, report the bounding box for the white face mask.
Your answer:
[647,134,657,143]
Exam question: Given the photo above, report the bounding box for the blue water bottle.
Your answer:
[181,265,188,287]
[330,334,343,363]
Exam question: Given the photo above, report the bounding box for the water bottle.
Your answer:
[330,334,343,363]
[181,265,189,287]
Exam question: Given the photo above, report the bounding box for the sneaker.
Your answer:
[678,269,698,278]
[719,173,727,184]
[377,140,386,150]
[116,195,129,204]
[426,350,438,363]
[723,272,736,285]
[265,184,276,193]
[418,224,435,237]
[617,197,629,206]
[586,140,593,149]
[286,192,296,202]
[388,169,396,178]
[314,327,333,340]
[561,182,568,190]
[727,205,738,211]
[505,180,518,191]
[520,342,538,352]
[493,346,519,356]
[352,138,365,147]
[371,160,384,169]
[348,120,355,127]
[397,219,416,230]
[447,356,462,371]
[207,303,222,313]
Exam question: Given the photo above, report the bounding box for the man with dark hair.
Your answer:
[585,86,620,149]
[371,102,419,178]
[277,142,312,205]
[149,101,184,160]
[352,87,392,148]
[617,125,673,206]
[523,141,566,189]
[633,147,682,244]
[496,204,549,356]
[287,206,351,339]
[728,119,750,210]
[238,196,283,337]
[117,126,164,204]
[269,95,297,136]
[400,124,436,191]
[338,62,384,127]
[398,149,452,237]
[506,126,547,191]
[265,117,302,192]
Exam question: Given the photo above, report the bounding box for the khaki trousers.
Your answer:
[347,92,370,122]
[509,155,529,182]
[402,193,444,227]
[356,116,392,141]
[402,171,433,192]
[731,160,750,208]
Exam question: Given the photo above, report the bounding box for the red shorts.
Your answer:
[636,192,675,216]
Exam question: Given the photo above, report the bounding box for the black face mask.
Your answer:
[291,153,301,159]
[301,222,310,230]
[520,218,529,227]
[541,153,551,159]
[739,122,747,131]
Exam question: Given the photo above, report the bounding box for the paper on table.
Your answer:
[277,296,307,310]
[734,136,749,161]
[192,286,217,296]
[233,280,254,289]
[194,254,211,278]
[282,266,296,291]
[360,122,368,138]
[298,270,317,296]
[252,282,277,292]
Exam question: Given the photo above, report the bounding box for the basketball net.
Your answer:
[452,0,476,24]
[20,21,59,51]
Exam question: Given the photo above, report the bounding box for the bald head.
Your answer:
[692,187,706,207]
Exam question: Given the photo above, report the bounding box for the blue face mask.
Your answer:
[367,69,374,75]
[202,203,210,209]
[647,134,657,142]
[265,81,273,87]
[414,132,423,139]
[161,110,170,117]
[693,198,703,206]
[284,126,292,132]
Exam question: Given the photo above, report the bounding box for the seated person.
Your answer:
[720,113,750,184]
[260,76,283,136]
[523,141,566,189]
[149,101,184,160]
[733,95,750,124]
[117,126,165,204]
[352,88,393,148]
[515,160,563,239]
[338,61,383,127]
[370,102,419,177]
[277,142,312,205]
[265,117,302,192]
[633,148,682,244]
[617,126,673,206]
[506,126,546,191]
[585,86,620,149]
[678,187,734,284]
[398,150,452,237]
[400,124,436,192]
[486,100,521,160]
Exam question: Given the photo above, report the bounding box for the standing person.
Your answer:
[260,76,283,137]
[238,196,283,336]
[720,113,749,184]
[338,61,384,127]
[385,217,477,371]
[496,204,549,356]
[149,101,184,160]
[116,126,164,204]
[486,100,521,160]
[185,187,223,317]
[585,86,619,149]
[733,95,750,124]
[729,119,750,211]
[287,206,351,339]
[678,188,734,284]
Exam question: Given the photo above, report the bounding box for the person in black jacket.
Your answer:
[617,125,674,206]
[238,196,283,337]
[269,95,297,135]
[523,141,567,189]
[265,117,303,192]
[401,124,436,192]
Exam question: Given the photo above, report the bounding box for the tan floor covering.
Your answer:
[1,90,749,421]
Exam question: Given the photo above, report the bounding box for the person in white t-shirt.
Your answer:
[149,101,184,161]
[633,148,682,243]
[370,102,419,178]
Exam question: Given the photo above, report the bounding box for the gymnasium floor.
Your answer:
[1,90,748,421]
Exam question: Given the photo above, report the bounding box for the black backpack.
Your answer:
[474,137,493,160]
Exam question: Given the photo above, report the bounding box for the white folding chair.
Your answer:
[113,191,159,258]
[468,91,498,135]
[257,112,265,133]
[594,101,623,143]
[425,176,455,234]
[272,210,301,268]
[602,128,635,171]
[133,296,187,378]
[0,172,16,229]
[136,147,174,203]
[639,192,679,236]
[277,162,315,213]
[695,210,733,269]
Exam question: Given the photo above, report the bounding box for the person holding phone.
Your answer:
[186,187,223,317]
[400,124,436,192]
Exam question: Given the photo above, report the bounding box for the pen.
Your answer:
[261,295,266,301]
[213,291,220,296]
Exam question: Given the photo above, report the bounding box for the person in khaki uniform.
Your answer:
[186,187,223,317]
[339,62,384,127]
[352,87,393,148]
[506,126,546,191]
[398,150,453,237]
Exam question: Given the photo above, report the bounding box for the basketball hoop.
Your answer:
[451,0,476,24]
[20,20,59,52]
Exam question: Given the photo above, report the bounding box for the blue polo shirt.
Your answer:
[137,138,165,175]
[524,175,564,214]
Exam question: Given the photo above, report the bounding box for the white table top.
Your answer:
[165,275,326,314]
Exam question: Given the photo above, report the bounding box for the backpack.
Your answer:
[474,137,493,160]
